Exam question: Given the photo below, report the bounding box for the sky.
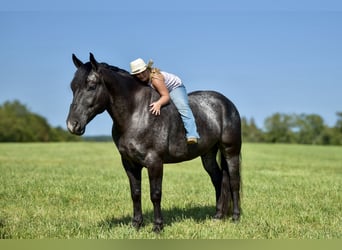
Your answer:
[1,1,341,136]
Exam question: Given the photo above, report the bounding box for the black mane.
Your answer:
[100,62,130,75]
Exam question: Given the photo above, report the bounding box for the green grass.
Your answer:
[0,142,341,239]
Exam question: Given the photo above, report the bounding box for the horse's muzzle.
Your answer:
[67,120,85,135]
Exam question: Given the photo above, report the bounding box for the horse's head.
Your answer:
[66,53,110,135]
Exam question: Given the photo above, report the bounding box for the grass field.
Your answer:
[0,142,341,239]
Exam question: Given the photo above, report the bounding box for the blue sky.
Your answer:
[1,1,341,135]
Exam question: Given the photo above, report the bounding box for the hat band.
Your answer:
[131,66,147,75]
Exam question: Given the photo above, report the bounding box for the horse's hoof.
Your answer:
[231,214,240,223]
[213,213,224,220]
[132,218,143,230]
[152,223,164,233]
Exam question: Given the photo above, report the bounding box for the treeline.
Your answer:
[0,100,81,142]
[1,100,342,145]
[242,112,342,145]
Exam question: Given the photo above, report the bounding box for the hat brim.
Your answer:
[130,66,147,75]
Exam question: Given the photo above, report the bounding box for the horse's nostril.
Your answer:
[67,120,78,133]
[67,120,85,135]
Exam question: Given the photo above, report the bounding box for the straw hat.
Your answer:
[130,58,153,75]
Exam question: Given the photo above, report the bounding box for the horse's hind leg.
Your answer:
[221,149,241,222]
[200,147,225,219]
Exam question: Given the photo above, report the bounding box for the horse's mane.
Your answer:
[100,62,148,86]
[101,63,131,76]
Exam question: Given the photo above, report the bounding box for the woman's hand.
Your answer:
[149,102,162,115]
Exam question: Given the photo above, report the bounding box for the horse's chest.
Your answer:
[117,136,156,165]
[118,139,141,157]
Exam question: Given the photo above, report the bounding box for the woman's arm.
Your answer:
[149,74,170,115]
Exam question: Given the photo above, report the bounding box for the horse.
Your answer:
[67,53,242,232]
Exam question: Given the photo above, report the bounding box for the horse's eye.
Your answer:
[88,84,97,91]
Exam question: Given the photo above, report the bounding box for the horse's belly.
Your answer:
[162,144,208,163]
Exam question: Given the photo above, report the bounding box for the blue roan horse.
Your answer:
[67,53,242,232]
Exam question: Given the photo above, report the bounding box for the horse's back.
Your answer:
[161,90,241,162]
[189,90,239,117]
[190,90,241,155]
[189,90,241,135]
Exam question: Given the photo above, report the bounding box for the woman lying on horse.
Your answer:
[130,58,200,144]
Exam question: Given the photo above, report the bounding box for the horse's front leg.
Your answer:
[122,159,143,229]
[147,160,164,232]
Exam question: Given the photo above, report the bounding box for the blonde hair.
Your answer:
[147,60,162,82]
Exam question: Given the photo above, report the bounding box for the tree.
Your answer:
[0,100,41,142]
[327,112,342,145]
[294,114,325,144]
[335,112,342,133]
[0,100,81,142]
[243,112,342,145]
[241,117,264,142]
[264,113,296,143]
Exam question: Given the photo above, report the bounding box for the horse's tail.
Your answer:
[219,151,242,217]
[219,152,232,216]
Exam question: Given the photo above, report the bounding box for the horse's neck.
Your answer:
[103,71,152,131]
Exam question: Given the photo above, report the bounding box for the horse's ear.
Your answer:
[89,53,98,71]
[72,54,83,68]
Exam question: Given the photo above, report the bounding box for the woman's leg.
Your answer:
[169,85,200,140]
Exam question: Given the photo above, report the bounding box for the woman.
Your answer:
[130,58,200,144]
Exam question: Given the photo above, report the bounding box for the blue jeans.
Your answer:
[169,85,200,139]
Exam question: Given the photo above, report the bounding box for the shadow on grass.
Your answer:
[99,205,216,229]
